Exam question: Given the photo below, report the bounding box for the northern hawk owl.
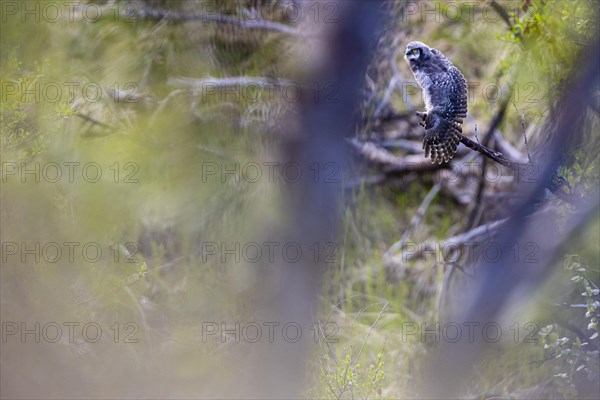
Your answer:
[404,41,468,164]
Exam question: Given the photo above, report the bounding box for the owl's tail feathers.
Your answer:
[423,119,462,164]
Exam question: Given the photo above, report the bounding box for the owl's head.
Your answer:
[404,41,434,66]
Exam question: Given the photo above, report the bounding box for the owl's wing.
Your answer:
[422,64,468,164]
[445,66,468,122]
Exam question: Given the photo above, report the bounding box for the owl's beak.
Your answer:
[405,51,418,61]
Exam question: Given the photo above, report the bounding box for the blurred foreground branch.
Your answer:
[232,3,385,398]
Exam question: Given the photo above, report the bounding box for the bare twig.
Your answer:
[521,113,532,163]
[377,139,425,154]
[374,73,401,118]
[353,302,388,364]
[75,113,112,129]
[512,102,533,162]
[466,98,511,229]
[489,0,513,28]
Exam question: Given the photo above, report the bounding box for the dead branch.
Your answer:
[459,135,525,168]
[134,6,305,37]
[386,216,508,267]
[167,76,292,89]
[348,138,448,174]
[489,0,513,28]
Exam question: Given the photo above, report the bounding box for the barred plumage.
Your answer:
[404,41,468,164]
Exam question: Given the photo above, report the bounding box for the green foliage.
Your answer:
[316,352,385,400]
[0,53,53,162]
[501,0,597,99]
[564,255,600,342]
[530,256,600,399]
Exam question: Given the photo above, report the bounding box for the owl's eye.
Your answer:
[407,48,420,58]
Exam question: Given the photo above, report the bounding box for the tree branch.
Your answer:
[167,76,292,89]
[134,6,305,37]
[459,135,522,168]
[489,0,513,28]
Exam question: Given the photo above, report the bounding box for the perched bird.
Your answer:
[404,41,468,164]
